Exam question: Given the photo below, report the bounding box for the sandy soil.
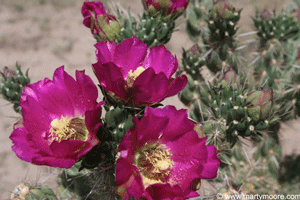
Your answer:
[0,0,299,199]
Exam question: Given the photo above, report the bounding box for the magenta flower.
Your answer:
[93,36,187,106]
[116,106,220,200]
[143,0,189,15]
[81,1,121,41]
[10,66,102,168]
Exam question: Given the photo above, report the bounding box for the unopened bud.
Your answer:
[246,89,273,120]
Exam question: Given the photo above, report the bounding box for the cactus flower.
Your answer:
[10,66,102,168]
[81,1,121,41]
[246,89,273,121]
[93,36,187,106]
[143,0,189,17]
[116,106,220,200]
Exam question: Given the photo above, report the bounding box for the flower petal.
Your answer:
[116,158,145,200]
[115,36,148,77]
[10,128,40,163]
[95,40,117,63]
[165,75,187,98]
[93,62,126,99]
[132,68,169,105]
[75,69,99,113]
[143,46,178,79]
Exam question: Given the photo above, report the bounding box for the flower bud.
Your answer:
[81,1,121,41]
[260,9,272,20]
[213,0,234,19]
[186,44,202,58]
[218,68,238,88]
[2,66,17,80]
[143,0,189,19]
[246,89,273,121]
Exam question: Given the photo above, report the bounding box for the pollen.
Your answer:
[126,67,145,87]
[136,143,174,183]
[50,116,88,142]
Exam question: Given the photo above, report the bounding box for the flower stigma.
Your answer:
[136,143,174,184]
[50,116,88,142]
[126,67,145,87]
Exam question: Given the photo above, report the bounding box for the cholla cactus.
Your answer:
[11,183,57,200]
[213,133,299,196]
[181,68,276,148]
[252,8,300,121]
[7,0,300,199]
[204,0,242,73]
[186,0,211,41]
[0,63,30,113]
[253,9,300,44]
[181,44,206,80]
[104,106,134,143]
[252,8,300,74]
[116,10,176,47]
[275,65,300,120]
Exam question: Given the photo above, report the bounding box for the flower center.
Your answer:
[126,67,145,87]
[50,116,88,142]
[136,143,173,182]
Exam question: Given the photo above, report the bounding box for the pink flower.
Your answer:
[10,66,102,168]
[116,106,220,200]
[81,1,121,41]
[93,36,187,106]
[143,0,189,15]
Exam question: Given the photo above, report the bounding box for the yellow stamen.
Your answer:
[126,67,145,87]
[136,143,173,184]
[50,116,88,142]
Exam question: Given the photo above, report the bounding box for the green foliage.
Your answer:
[11,183,57,200]
[57,161,120,200]
[104,106,135,143]
[186,0,211,41]
[0,63,30,113]
[253,9,300,43]
[116,11,175,47]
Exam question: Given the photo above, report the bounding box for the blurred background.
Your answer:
[0,0,298,199]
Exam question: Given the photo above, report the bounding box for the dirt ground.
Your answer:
[0,0,299,199]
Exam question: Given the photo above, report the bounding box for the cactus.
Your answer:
[104,106,135,143]
[182,44,206,81]
[11,183,57,200]
[56,106,135,199]
[116,10,175,47]
[213,134,300,196]
[274,65,300,121]
[252,8,300,121]
[185,0,211,41]
[203,0,242,73]
[0,63,30,113]
[57,160,120,200]
[182,68,277,147]
[253,9,300,44]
